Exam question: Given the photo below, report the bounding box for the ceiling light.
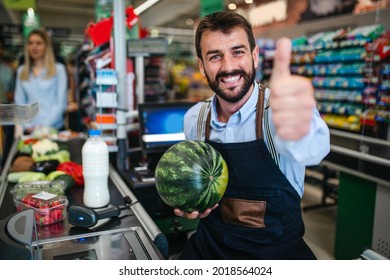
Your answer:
[150,28,159,37]
[134,0,160,15]
[27,7,35,17]
[245,0,254,4]
[228,3,237,10]
[185,18,194,26]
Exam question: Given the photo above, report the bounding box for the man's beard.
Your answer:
[205,66,255,103]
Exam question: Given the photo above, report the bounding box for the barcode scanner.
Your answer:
[68,196,134,228]
[68,204,123,228]
[68,202,135,228]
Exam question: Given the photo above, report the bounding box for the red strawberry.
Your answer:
[40,216,54,225]
[50,209,63,221]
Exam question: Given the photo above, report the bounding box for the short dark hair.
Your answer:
[195,11,256,60]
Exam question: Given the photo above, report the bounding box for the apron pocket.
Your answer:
[220,197,266,228]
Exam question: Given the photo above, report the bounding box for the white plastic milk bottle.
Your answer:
[82,129,110,208]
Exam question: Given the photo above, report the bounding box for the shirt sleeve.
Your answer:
[184,102,203,140]
[271,107,330,166]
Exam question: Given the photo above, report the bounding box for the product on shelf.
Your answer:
[258,24,389,137]
[94,69,118,152]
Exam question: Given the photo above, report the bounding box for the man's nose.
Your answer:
[221,55,236,72]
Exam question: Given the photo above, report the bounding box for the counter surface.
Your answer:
[0,137,165,260]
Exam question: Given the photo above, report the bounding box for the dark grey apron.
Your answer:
[179,85,316,259]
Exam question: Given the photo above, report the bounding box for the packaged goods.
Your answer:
[14,191,68,226]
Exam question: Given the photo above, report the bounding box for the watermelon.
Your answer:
[155,140,228,212]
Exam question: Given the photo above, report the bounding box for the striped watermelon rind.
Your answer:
[155,140,228,212]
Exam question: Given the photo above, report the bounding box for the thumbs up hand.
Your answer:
[269,37,316,141]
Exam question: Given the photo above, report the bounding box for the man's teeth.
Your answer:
[222,75,240,83]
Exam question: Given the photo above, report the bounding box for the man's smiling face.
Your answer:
[197,27,259,103]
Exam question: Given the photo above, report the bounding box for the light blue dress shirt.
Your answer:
[14,63,68,130]
[184,82,330,197]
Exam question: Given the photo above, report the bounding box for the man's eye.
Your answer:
[209,54,221,60]
[233,50,244,56]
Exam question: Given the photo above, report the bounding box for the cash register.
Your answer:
[128,101,195,185]
[125,101,196,215]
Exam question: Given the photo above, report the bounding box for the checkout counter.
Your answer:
[0,138,167,260]
[322,129,390,260]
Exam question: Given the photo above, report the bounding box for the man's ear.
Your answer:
[252,45,259,69]
[197,57,205,76]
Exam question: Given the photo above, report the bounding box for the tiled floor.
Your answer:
[302,183,338,260]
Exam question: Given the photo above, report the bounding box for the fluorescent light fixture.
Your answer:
[134,0,160,15]
[185,18,194,26]
[27,7,35,17]
[228,3,237,10]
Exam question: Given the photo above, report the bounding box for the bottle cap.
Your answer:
[89,130,102,136]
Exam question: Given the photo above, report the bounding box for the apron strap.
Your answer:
[196,97,212,141]
[196,84,280,167]
[264,92,280,167]
[205,106,212,141]
[255,84,265,139]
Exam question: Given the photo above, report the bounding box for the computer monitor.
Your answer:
[137,101,196,169]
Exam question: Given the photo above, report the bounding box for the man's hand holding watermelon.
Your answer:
[174,204,219,220]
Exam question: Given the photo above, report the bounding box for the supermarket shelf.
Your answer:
[330,144,390,167]
[322,160,390,189]
[329,128,390,146]
[96,124,118,130]
[323,129,390,184]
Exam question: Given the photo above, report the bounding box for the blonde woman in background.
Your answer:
[14,29,67,136]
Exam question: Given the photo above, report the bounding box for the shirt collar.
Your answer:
[210,82,258,127]
[30,67,48,78]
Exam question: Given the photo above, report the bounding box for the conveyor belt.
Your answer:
[0,137,166,259]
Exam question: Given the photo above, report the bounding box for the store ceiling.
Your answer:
[0,0,205,41]
[0,0,253,51]
[133,0,200,29]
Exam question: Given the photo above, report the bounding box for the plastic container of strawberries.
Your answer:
[14,191,68,226]
[13,180,67,202]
